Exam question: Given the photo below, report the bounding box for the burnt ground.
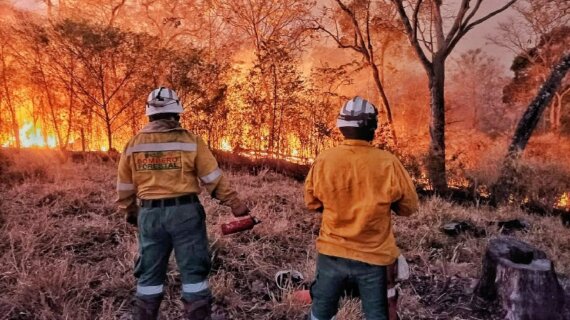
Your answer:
[0,149,569,319]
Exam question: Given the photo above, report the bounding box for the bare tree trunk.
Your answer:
[391,0,517,195]
[270,64,278,157]
[379,44,388,83]
[370,61,398,145]
[44,0,54,18]
[493,52,570,204]
[87,109,94,151]
[0,47,20,149]
[109,0,127,27]
[277,101,284,157]
[472,80,479,129]
[7,104,20,149]
[506,53,569,156]
[207,122,213,148]
[427,58,447,193]
[38,100,50,147]
[63,60,75,150]
[105,116,113,151]
[80,127,86,152]
[320,0,398,146]
[37,58,63,148]
[102,99,113,151]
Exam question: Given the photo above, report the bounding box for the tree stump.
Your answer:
[475,237,566,320]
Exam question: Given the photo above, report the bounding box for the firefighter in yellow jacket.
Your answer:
[305,97,419,320]
[116,87,249,320]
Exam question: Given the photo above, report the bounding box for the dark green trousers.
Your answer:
[134,202,211,300]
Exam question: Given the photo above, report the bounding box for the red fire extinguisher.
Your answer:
[221,216,261,235]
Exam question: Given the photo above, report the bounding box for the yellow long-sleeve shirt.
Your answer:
[116,120,241,213]
[304,139,419,266]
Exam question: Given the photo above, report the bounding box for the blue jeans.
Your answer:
[134,203,211,300]
[310,254,388,320]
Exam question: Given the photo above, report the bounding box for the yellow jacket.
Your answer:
[304,139,419,266]
[116,120,241,213]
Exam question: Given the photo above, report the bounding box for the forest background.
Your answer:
[0,0,569,204]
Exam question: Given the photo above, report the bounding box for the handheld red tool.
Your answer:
[221,216,261,235]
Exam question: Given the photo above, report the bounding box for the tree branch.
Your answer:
[391,0,432,69]
[109,0,127,27]
[444,0,470,45]
[335,0,370,59]
[462,0,483,26]
[431,1,445,52]
[418,21,434,55]
[445,0,518,58]
[465,0,518,31]
[313,25,363,54]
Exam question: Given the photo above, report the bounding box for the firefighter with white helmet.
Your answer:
[145,87,184,115]
[116,87,249,320]
[304,96,418,320]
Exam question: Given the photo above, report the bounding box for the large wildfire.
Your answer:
[0,1,569,319]
[5,117,569,211]
[0,1,568,211]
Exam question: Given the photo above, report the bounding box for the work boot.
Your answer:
[182,296,212,320]
[133,295,162,320]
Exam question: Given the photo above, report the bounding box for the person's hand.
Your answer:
[231,202,250,217]
[126,210,138,226]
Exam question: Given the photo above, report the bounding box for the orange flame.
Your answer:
[1,122,57,148]
[21,123,57,148]
[220,138,232,152]
[558,192,569,209]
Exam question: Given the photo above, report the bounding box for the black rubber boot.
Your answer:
[133,295,163,320]
[182,296,213,320]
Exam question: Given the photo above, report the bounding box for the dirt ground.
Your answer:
[0,149,569,320]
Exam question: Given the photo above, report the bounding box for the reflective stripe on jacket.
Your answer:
[116,120,240,212]
[304,139,419,266]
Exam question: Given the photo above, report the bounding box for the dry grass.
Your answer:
[0,149,568,320]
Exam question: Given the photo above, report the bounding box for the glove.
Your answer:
[126,210,138,226]
[231,201,250,217]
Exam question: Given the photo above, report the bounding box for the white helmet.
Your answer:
[336,96,378,129]
[145,87,183,116]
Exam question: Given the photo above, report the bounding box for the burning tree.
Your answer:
[390,0,517,193]
[45,20,158,151]
[494,51,570,204]
[448,49,508,134]
[230,41,306,157]
[306,62,356,155]
[503,28,570,134]
[492,0,570,135]
[0,28,20,149]
[315,0,405,145]
[164,48,231,148]
[218,0,314,157]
